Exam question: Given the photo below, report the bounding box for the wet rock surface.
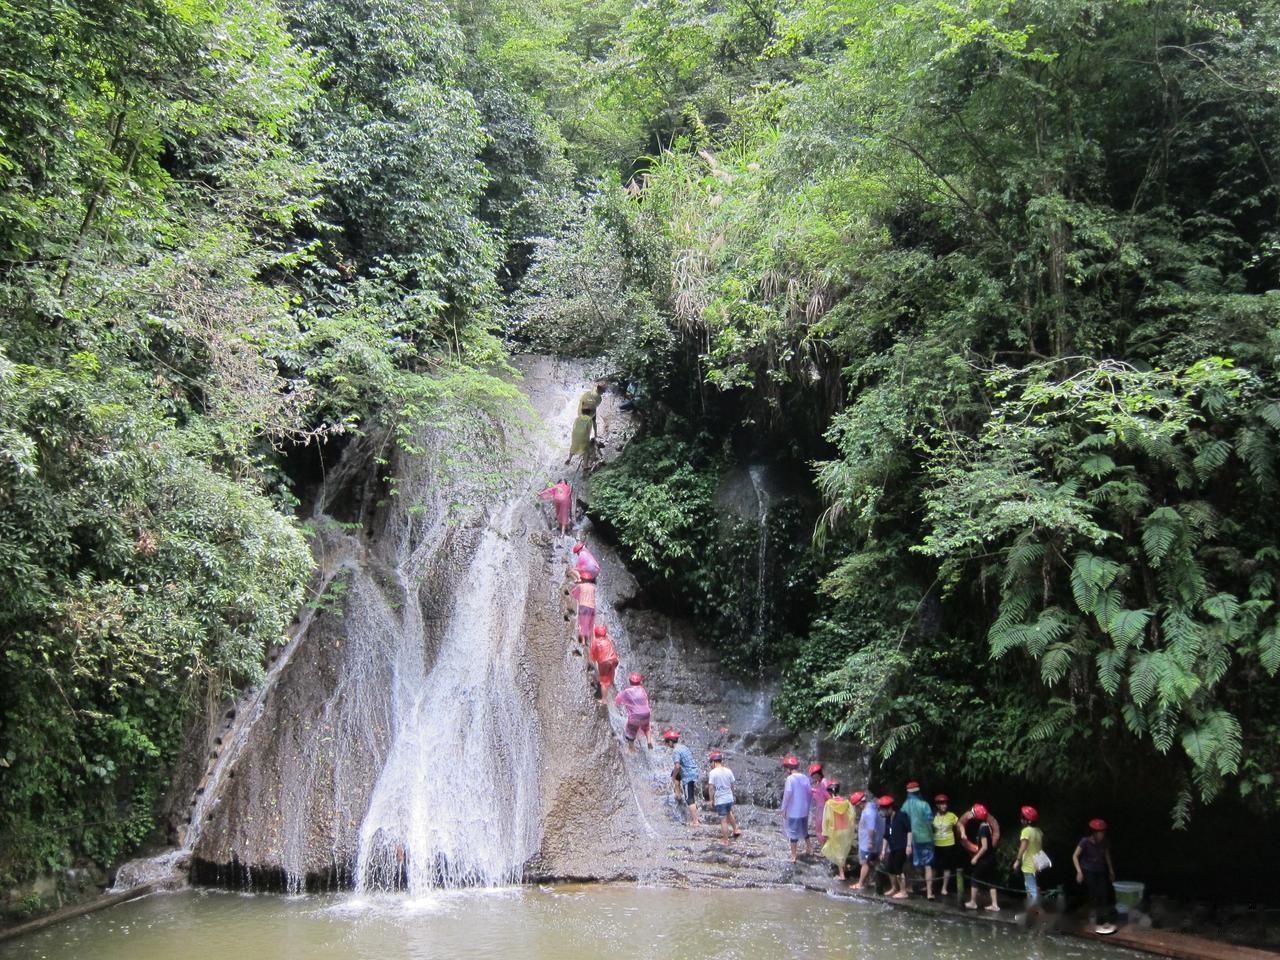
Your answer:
[178,356,861,892]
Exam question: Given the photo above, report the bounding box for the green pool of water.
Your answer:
[1,886,1139,960]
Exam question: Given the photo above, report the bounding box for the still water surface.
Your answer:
[2,886,1137,960]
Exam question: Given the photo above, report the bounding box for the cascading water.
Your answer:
[748,464,774,641]
[352,496,542,891]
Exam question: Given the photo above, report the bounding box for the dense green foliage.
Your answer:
[0,0,555,887]
[521,0,1280,819]
[3,0,1279,893]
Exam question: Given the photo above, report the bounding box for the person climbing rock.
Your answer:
[538,479,573,537]
[850,792,886,891]
[821,784,859,881]
[570,543,599,645]
[588,624,619,704]
[1014,805,1046,908]
[882,795,911,899]
[1073,817,1117,935]
[780,756,812,862]
[932,793,961,896]
[571,541,600,581]
[572,577,596,645]
[706,751,740,845]
[963,803,1000,912]
[902,781,935,899]
[809,762,832,844]
[614,673,653,752]
[664,730,701,827]
[566,381,607,468]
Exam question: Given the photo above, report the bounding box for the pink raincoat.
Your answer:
[539,481,572,529]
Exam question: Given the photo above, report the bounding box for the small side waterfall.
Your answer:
[747,464,774,640]
[352,496,541,891]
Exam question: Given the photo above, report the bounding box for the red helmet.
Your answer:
[572,542,585,554]
[849,790,866,804]
[905,780,920,791]
[627,673,643,685]
[593,623,608,637]
[1021,805,1038,822]
[782,756,800,769]
[877,795,894,808]
[971,803,989,821]
[808,762,824,776]
[662,729,680,742]
[1089,817,1108,832]
[934,793,949,803]
[708,751,723,762]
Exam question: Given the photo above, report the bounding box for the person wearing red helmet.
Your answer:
[850,792,885,891]
[1073,818,1118,934]
[780,756,813,862]
[962,803,1000,912]
[588,624,619,704]
[707,751,740,846]
[1014,805,1045,906]
[664,730,702,828]
[881,794,911,899]
[902,781,936,899]
[808,763,833,843]
[820,781,858,881]
[613,673,653,751]
[932,794,961,896]
[569,542,600,646]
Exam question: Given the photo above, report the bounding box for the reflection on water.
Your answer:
[1,886,1138,960]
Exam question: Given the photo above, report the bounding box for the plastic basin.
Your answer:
[1113,880,1144,913]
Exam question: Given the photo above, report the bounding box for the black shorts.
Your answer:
[969,854,996,885]
[887,849,907,874]
[936,844,963,872]
[680,781,698,805]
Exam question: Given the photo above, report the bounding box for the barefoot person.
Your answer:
[588,624,619,704]
[902,781,935,899]
[882,795,910,899]
[963,803,1000,912]
[614,673,653,752]
[932,793,961,896]
[1073,817,1118,935]
[663,730,702,827]
[821,784,859,881]
[851,792,886,891]
[538,479,572,537]
[780,756,812,862]
[707,752,741,845]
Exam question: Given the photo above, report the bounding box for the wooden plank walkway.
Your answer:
[1077,925,1280,960]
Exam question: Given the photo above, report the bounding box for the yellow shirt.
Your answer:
[1019,825,1043,873]
[933,811,958,847]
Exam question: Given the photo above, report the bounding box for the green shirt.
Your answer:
[902,793,934,843]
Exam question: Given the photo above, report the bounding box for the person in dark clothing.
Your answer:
[1073,818,1118,934]
[881,796,911,899]
[963,803,1000,912]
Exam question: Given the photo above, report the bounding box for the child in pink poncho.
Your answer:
[538,480,572,536]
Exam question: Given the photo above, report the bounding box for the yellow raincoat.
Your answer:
[821,797,856,867]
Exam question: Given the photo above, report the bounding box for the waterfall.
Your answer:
[352,498,541,891]
[748,464,774,641]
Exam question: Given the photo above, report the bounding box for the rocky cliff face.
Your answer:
[180,357,860,891]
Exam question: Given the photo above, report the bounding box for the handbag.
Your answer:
[1032,849,1053,872]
